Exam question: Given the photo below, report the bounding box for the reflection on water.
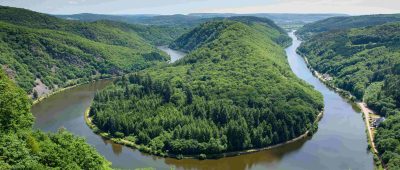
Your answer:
[157,46,186,63]
[32,33,373,170]
[164,136,311,170]
[101,137,123,156]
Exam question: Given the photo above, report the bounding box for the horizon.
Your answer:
[1,5,398,17]
[1,0,400,15]
[57,12,350,16]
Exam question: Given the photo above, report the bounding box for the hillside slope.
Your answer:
[89,17,323,158]
[170,16,291,52]
[0,70,111,169]
[296,14,400,40]
[298,22,400,169]
[0,6,168,95]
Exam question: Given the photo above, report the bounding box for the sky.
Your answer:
[1,0,400,15]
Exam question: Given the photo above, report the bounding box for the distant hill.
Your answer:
[56,13,345,28]
[296,14,400,40]
[56,13,207,27]
[189,13,346,24]
[0,6,170,95]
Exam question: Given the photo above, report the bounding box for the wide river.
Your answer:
[32,32,374,170]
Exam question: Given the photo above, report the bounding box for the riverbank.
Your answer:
[298,52,384,169]
[32,76,116,106]
[84,102,324,160]
[358,102,378,153]
[301,56,357,101]
[358,102,386,170]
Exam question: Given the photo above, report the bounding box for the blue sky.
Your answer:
[1,0,399,15]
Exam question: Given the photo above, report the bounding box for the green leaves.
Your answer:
[0,70,111,169]
[0,70,33,132]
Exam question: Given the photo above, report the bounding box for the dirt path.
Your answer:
[358,102,378,153]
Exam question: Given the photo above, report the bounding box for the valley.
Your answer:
[30,32,374,169]
[1,3,399,170]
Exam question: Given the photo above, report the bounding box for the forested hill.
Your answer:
[0,70,111,169]
[0,6,183,46]
[0,6,170,95]
[296,14,400,40]
[170,16,291,52]
[90,17,323,158]
[298,22,400,169]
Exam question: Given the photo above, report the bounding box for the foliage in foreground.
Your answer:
[90,18,323,157]
[0,70,110,169]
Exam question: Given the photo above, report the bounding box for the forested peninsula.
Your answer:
[298,19,400,169]
[89,17,324,158]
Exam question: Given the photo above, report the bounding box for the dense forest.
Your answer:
[298,22,400,169]
[0,70,111,169]
[0,6,180,95]
[90,17,323,158]
[296,14,400,40]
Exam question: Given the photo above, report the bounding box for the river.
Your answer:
[158,46,187,63]
[32,33,374,170]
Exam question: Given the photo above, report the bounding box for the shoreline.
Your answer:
[32,56,179,106]
[301,56,357,102]
[298,52,385,169]
[358,102,378,154]
[85,103,324,160]
[31,76,116,106]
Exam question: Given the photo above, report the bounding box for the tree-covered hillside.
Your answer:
[90,18,323,158]
[169,16,291,52]
[296,14,400,40]
[0,6,169,95]
[298,22,400,169]
[0,70,111,169]
[57,13,206,27]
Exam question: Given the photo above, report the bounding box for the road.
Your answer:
[358,102,378,153]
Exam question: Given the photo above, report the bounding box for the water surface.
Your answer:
[32,37,373,170]
[158,46,186,63]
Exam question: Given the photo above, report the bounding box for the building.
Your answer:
[372,117,386,128]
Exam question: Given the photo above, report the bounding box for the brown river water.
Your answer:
[32,32,374,170]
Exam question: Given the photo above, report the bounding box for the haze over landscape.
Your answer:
[2,0,400,15]
[0,0,399,170]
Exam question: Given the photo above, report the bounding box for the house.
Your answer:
[322,74,333,81]
[372,117,386,128]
